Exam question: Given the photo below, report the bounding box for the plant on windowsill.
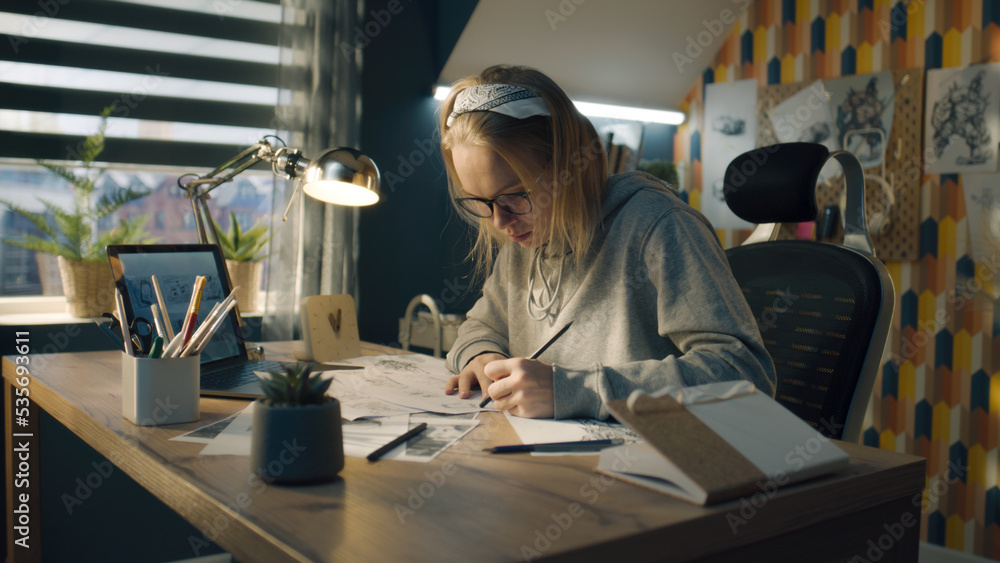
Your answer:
[250,361,344,485]
[213,211,271,314]
[0,105,154,317]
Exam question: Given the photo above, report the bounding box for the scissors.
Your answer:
[102,312,154,355]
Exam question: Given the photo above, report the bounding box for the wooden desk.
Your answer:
[4,342,925,562]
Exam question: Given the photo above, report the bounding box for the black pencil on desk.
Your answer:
[484,438,624,454]
[480,321,573,409]
[366,422,428,462]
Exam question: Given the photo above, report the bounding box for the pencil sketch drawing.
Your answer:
[931,70,992,166]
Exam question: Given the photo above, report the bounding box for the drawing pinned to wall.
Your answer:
[702,79,756,229]
[925,63,1000,174]
[826,71,896,169]
[769,80,837,148]
[961,173,1000,299]
[768,80,840,181]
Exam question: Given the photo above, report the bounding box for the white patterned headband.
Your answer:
[446,84,551,126]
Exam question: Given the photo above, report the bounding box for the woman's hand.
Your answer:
[445,352,507,399]
[482,358,554,418]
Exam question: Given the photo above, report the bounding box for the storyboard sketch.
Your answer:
[335,354,488,415]
[327,376,423,420]
[702,79,757,230]
[924,63,1000,174]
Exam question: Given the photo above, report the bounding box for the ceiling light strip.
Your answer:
[432,86,685,125]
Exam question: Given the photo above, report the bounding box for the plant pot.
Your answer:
[57,256,116,318]
[35,253,64,295]
[250,398,344,485]
[226,260,263,313]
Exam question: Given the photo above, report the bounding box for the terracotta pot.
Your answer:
[225,260,263,313]
[56,256,116,318]
[250,399,344,485]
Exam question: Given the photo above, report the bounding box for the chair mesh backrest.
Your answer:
[726,241,884,439]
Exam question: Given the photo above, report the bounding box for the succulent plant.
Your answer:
[214,211,271,262]
[257,361,333,407]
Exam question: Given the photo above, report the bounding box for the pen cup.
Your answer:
[122,352,200,426]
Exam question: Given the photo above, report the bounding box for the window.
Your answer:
[0,0,283,298]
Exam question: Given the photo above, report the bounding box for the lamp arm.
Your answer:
[179,141,280,245]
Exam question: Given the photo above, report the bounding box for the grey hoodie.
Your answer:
[446,171,776,419]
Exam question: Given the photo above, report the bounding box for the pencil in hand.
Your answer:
[480,321,573,409]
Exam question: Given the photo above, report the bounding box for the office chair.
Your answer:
[722,142,895,443]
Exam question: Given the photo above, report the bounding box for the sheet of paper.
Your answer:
[378,413,480,463]
[961,173,1000,298]
[193,404,254,456]
[924,63,1000,174]
[825,70,896,169]
[337,354,489,415]
[342,415,411,458]
[503,412,641,456]
[328,376,423,420]
[172,405,478,462]
[702,79,757,229]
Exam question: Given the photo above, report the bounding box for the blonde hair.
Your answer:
[439,65,608,286]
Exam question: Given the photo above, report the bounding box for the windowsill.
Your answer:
[0,296,88,325]
[0,296,264,326]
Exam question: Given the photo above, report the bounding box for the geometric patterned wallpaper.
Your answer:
[674,0,1000,558]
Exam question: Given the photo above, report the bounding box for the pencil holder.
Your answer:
[122,352,200,426]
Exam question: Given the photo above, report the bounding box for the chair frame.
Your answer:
[725,145,895,443]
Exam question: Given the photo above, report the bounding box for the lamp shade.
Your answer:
[301,148,380,206]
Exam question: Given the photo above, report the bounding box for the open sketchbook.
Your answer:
[596,380,849,505]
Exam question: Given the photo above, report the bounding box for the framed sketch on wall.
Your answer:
[924,63,1000,174]
[702,79,757,230]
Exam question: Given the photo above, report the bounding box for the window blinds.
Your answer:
[0,0,282,168]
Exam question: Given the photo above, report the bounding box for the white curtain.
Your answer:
[263,0,364,341]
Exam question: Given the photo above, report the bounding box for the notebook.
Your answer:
[107,243,289,398]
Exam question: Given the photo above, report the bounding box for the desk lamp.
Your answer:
[178,137,381,248]
[177,138,380,326]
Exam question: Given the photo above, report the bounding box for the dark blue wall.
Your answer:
[355,0,678,346]
[358,0,480,347]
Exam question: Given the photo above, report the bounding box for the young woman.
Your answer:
[440,65,775,419]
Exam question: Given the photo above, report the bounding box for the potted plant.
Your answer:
[250,361,344,485]
[214,211,271,313]
[637,159,679,189]
[0,106,153,317]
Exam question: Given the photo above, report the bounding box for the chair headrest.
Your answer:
[722,142,876,257]
[722,143,827,224]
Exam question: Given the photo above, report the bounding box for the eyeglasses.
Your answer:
[454,169,544,219]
